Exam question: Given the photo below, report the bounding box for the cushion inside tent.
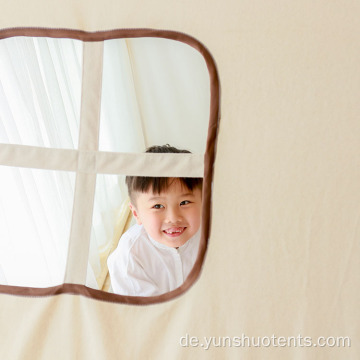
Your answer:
[0,1,359,359]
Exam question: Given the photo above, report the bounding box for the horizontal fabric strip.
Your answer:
[0,144,78,171]
[0,144,204,177]
[96,152,204,177]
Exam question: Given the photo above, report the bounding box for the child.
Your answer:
[107,144,203,297]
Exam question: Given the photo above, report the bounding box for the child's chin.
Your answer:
[160,236,189,248]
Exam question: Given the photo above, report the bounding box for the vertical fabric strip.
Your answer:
[64,41,104,284]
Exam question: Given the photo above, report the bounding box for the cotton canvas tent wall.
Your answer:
[0,1,359,359]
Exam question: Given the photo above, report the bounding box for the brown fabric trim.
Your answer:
[0,280,194,305]
[0,27,220,305]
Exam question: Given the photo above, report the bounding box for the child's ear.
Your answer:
[129,203,142,225]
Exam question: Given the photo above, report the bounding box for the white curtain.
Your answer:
[0,37,81,287]
[0,35,210,288]
[99,38,210,153]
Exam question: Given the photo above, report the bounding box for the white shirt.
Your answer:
[107,224,200,297]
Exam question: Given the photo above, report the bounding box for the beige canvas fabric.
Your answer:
[0,1,359,359]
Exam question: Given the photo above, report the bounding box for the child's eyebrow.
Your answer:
[147,196,164,201]
[181,192,195,197]
[147,193,195,201]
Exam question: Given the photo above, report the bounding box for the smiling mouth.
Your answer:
[163,227,186,237]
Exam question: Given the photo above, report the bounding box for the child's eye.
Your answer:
[152,204,164,209]
[180,200,191,206]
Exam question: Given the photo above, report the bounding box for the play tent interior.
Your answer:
[0,1,359,359]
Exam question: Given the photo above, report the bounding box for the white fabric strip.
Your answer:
[0,144,78,171]
[0,144,204,177]
[95,152,204,177]
[64,41,104,284]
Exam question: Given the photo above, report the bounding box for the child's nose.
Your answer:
[165,207,182,223]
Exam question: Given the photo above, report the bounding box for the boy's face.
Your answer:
[130,179,202,248]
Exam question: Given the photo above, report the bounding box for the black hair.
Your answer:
[126,144,203,201]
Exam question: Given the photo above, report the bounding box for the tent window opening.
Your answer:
[0,29,219,304]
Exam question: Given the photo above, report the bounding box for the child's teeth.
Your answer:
[165,228,183,234]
